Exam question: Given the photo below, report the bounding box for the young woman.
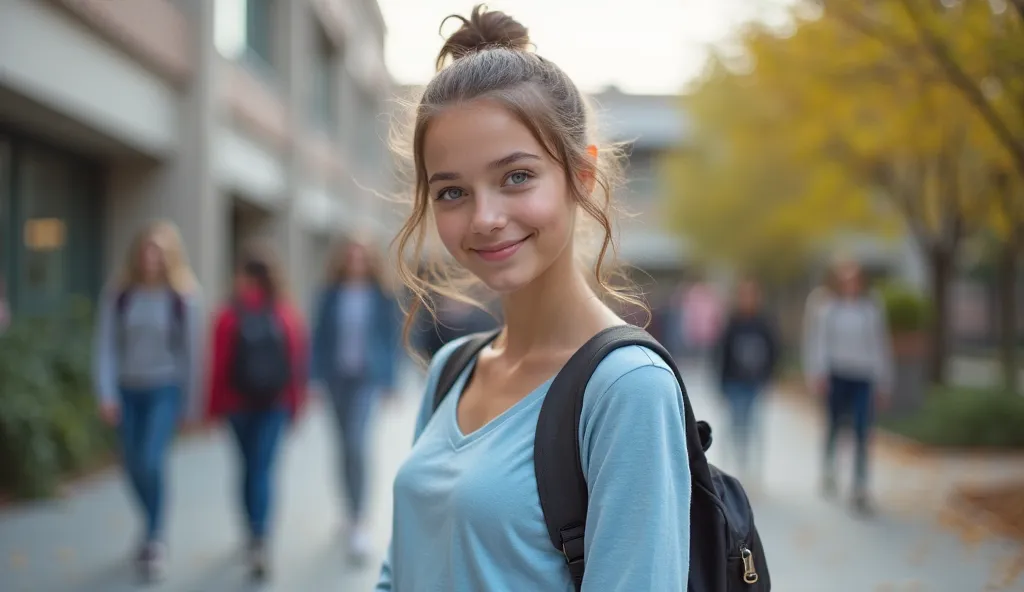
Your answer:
[310,236,401,562]
[716,278,779,482]
[808,260,893,515]
[91,220,202,582]
[376,6,692,590]
[206,243,308,581]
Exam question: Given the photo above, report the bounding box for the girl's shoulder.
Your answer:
[582,344,680,409]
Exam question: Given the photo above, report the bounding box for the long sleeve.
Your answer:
[801,290,825,385]
[714,321,732,387]
[807,299,831,384]
[309,289,328,384]
[871,298,894,392]
[578,363,691,591]
[280,303,310,420]
[205,308,234,419]
[91,287,119,406]
[181,291,205,421]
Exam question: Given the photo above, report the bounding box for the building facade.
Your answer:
[590,88,692,299]
[0,0,393,319]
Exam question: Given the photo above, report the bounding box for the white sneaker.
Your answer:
[347,524,373,565]
[137,541,166,584]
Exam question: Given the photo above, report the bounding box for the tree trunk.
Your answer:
[928,248,954,386]
[997,235,1021,394]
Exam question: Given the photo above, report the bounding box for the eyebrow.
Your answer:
[427,151,541,184]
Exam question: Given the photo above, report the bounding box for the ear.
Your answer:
[576,144,599,194]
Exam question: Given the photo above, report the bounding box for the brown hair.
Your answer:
[325,234,391,292]
[391,4,645,355]
[237,240,287,301]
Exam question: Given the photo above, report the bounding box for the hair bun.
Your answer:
[436,4,530,70]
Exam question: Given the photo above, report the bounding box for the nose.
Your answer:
[468,191,507,235]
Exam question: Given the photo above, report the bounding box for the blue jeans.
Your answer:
[722,381,763,473]
[824,374,874,493]
[326,373,378,522]
[118,385,183,543]
[228,408,288,541]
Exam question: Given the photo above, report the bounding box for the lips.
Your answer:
[471,236,530,262]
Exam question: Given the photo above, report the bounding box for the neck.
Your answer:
[496,249,617,360]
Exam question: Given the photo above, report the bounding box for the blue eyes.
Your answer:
[435,170,534,201]
[506,171,530,185]
[438,187,466,201]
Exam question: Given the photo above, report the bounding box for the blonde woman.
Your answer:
[92,220,202,583]
[310,235,401,563]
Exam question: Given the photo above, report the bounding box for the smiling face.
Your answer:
[423,99,577,294]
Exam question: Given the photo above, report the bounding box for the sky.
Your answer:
[376,0,770,95]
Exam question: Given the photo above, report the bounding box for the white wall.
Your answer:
[0,0,178,158]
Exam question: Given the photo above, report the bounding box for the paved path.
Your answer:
[1,363,1022,592]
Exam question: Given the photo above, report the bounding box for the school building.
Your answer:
[0,0,395,319]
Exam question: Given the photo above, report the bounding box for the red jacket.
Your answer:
[206,288,309,420]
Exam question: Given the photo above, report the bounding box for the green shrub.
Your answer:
[0,298,114,499]
[882,385,1024,449]
[878,282,931,334]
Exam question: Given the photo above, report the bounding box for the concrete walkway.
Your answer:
[1,363,1021,591]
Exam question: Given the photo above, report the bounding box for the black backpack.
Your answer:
[231,302,292,406]
[433,324,770,592]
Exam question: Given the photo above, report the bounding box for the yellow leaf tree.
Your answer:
[665,1,1010,384]
[817,0,1024,389]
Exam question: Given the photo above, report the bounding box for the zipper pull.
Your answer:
[741,546,759,584]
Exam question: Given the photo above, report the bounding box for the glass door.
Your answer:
[15,145,71,317]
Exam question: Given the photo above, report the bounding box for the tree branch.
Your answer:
[1010,0,1024,23]
[898,0,1024,178]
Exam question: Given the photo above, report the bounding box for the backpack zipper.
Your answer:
[740,545,759,584]
[698,480,760,585]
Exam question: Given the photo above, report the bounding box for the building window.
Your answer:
[246,0,274,68]
[0,136,102,319]
[310,23,337,131]
[215,0,275,73]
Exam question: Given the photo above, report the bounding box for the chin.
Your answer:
[463,259,537,295]
[474,269,532,294]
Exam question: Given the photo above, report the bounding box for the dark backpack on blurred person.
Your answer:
[433,325,771,592]
[231,302,291,407]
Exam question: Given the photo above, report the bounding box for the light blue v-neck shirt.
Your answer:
[376,335,692,591]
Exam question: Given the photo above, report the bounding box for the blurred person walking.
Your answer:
[310,236,401,564]
[414,294,499,360]
[206,242,308,581]
[683,279,725,365]
[801,264,839,393]
[91,220,203,583]
[715,278,779,482]
[807,260,893,515]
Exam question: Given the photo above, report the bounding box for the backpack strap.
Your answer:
[116,289,130,316]
[534,324,715,591]
[432,329,502,413]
